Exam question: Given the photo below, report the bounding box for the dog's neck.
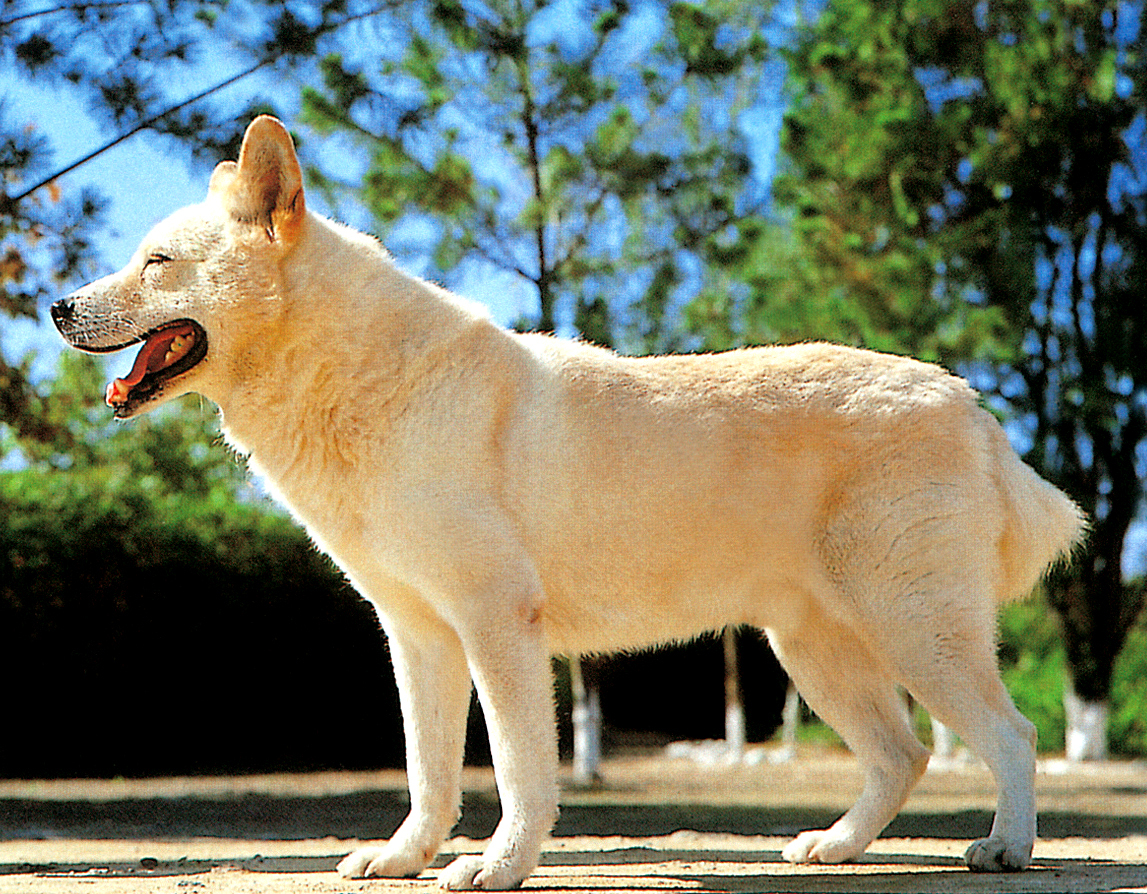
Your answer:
[213,211,498,524]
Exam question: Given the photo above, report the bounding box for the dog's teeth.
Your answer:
[162,333,196,367]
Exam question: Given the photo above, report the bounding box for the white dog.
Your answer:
[53,116,1084,889]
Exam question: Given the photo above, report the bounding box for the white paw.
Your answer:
[964,836,1031,872]
[437,854,525,890]
[782,828,864,865]
[337,844,430,879]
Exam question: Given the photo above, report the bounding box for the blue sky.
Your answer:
[2,1,786,375]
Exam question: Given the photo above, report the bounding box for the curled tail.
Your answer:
[988,418,1087,602]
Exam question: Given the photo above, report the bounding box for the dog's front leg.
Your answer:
[437,592,558,891]
[338,617,472,880]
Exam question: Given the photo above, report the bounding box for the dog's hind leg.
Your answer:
[338,613,473,880]
[890,615,1037,872]
[767,622,931,865]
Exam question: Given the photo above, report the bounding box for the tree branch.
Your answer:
[0,1,146,28]
[516,54,552,331]
[4,60,267,208]
[469,238,535,286]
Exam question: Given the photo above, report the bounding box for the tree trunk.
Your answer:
[775,682,799,762]
[1064,677,1109,762]
[723,626,745,761]
[1046,546,1143,761]
[931,718,956,761]
[569,657,602,785]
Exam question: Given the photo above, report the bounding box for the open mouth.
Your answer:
[103,320,208,415]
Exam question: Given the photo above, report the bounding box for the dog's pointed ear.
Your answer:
[211,116,306,248]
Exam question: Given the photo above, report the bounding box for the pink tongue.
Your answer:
[104,328,188,407]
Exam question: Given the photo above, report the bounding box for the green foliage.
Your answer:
[7,351,248,503]
[0,110,105,444]
[1110,614,1147,756]
[999,594,1147,757]
[0,458,408,776]
[5,349,271,570]
[2,455,291,583]
[671,2,760,77]
[300,0,773,350]
[998,598,1069,753]
[694,0,1023,364]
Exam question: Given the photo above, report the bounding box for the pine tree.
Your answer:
[300,0,775,352]
[727,0,1147,758]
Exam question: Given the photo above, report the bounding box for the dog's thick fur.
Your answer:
[54,117,1084,889]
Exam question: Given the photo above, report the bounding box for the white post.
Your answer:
[1064,677,1109,762]
[931,718,955,761]
[723,627,745,762]
[570,657,602,784]
[774,682,799,762]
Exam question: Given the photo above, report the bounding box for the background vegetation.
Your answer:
[2,0,1145,773]
[999,596,1147,757]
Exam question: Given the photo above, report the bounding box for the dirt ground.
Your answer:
[1,747,1145,893]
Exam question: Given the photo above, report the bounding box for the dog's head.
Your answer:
[52,115,306,418]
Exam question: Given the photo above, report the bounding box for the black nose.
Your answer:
[50,297,74,326]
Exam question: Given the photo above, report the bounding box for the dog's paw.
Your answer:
[781,829,863,865]
[964,836,1031,872]
[437,854,525,890]
[337,844,430,879]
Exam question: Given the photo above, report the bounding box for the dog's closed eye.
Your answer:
[142,253,173,274]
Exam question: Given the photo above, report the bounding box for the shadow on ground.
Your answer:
[1,758,1144,893]
[3,844,1146,894]
[2,788,1146,842]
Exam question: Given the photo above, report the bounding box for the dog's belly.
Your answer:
[538,577,792,656]
[529,512,819,656]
